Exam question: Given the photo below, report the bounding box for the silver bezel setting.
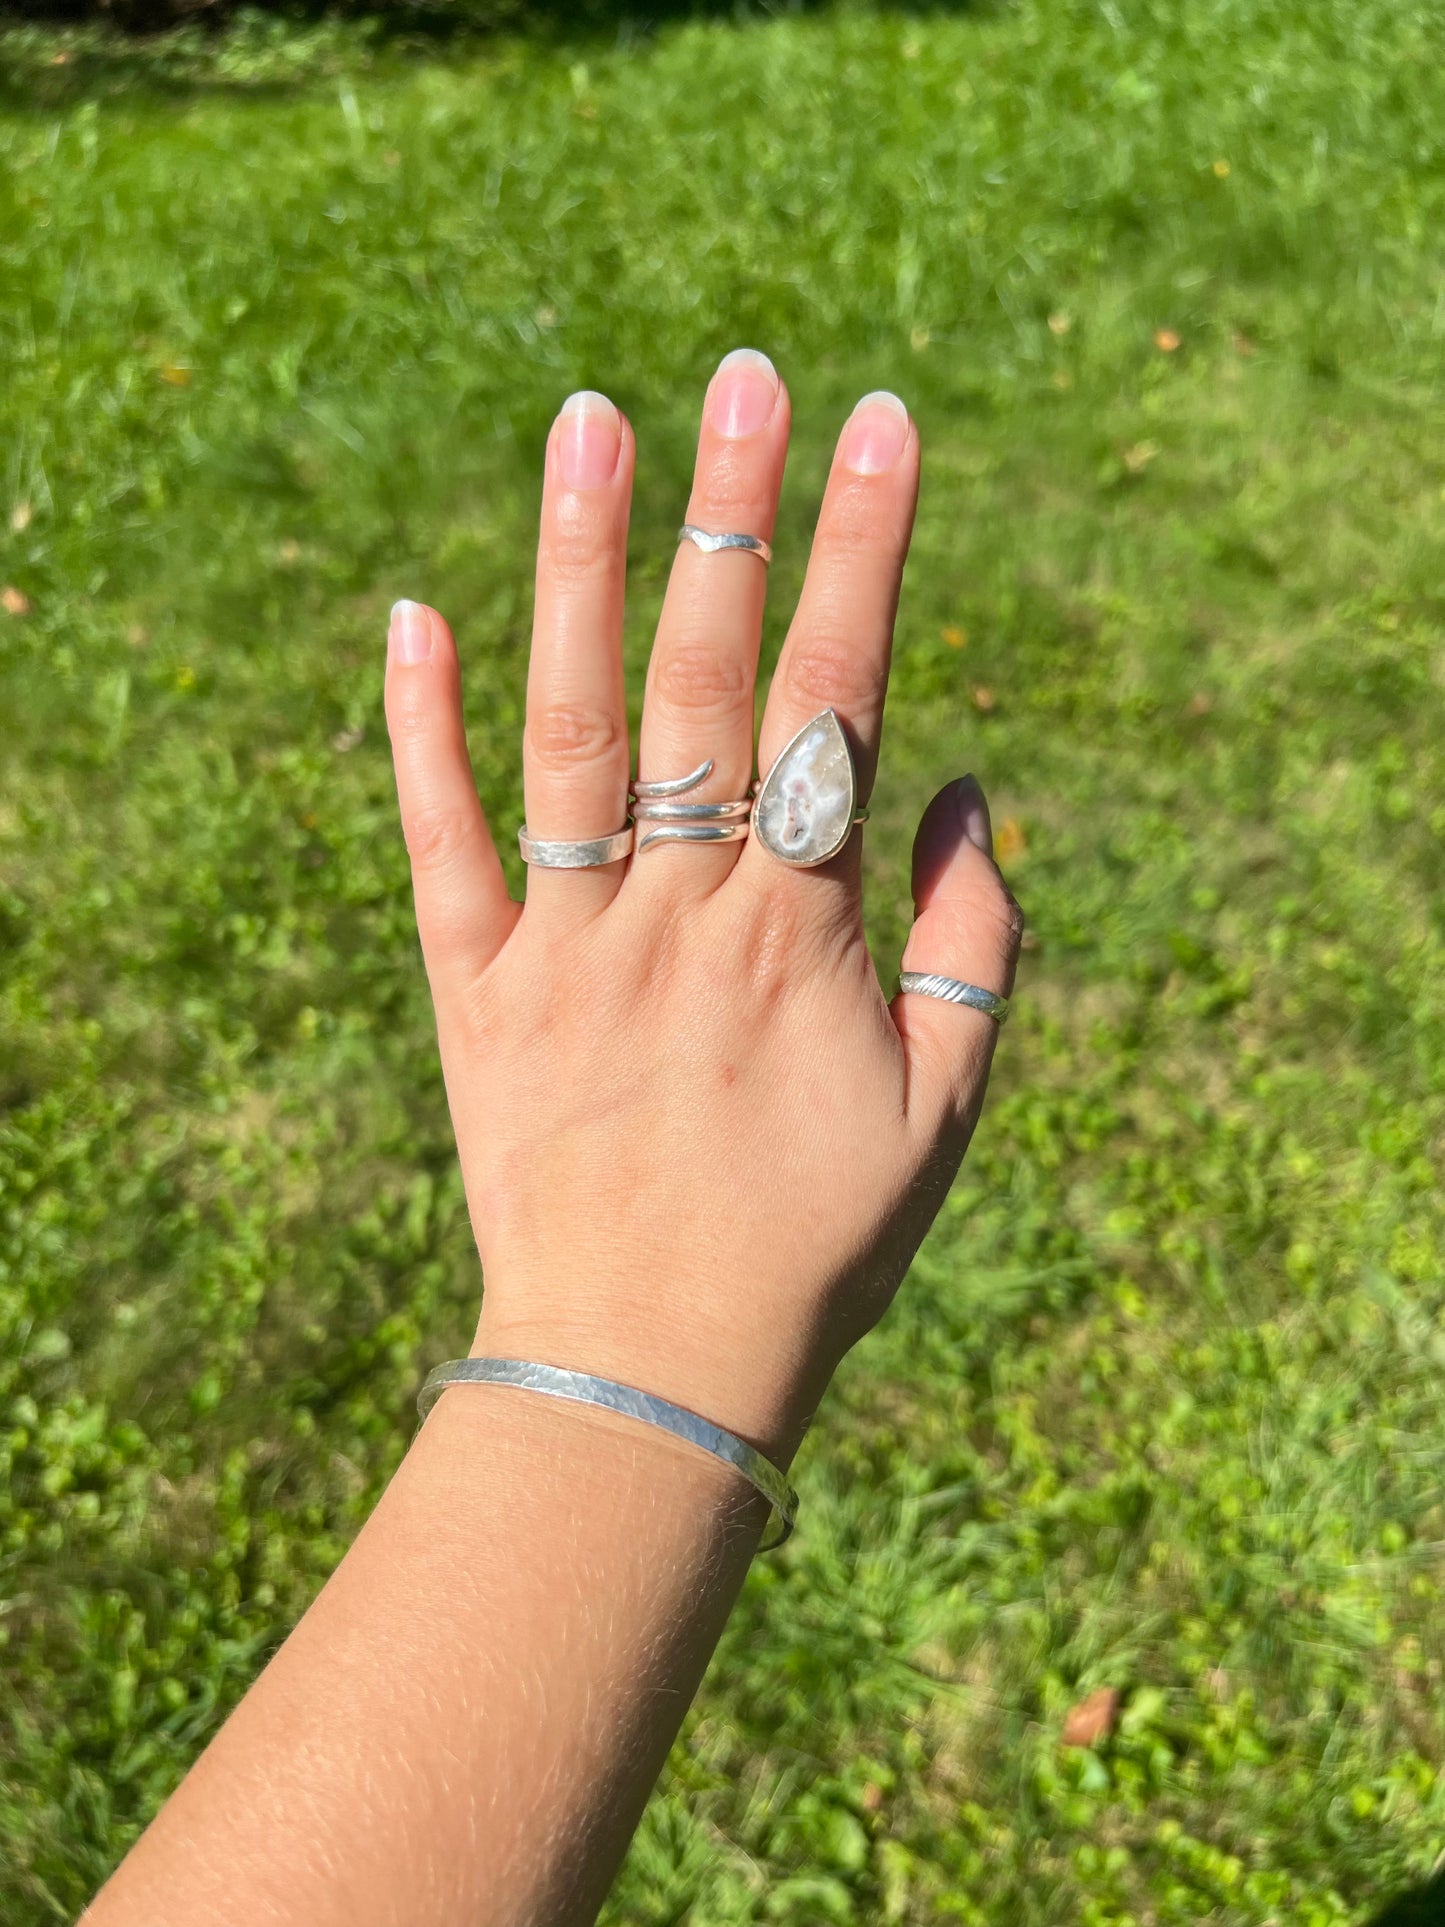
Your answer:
[751,708,862,869]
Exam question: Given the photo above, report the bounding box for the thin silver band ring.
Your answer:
[678,524,772,565]
[897,972,1010,1024]
[518,825,634,868]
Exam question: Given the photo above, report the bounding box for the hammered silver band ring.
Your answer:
[678,524,772,565]
[897,972,1010,1024]
[518,825,634,868]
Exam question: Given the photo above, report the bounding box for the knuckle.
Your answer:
[526,700,622,768]
[386,687,438,749]
[819,479,902,554]
[695,448,770,520]
[652,641,750,714]
[956,867,1026,961]
[733,871,837,1004]
[543,497,617,586]
[785,631,887,715]
[404,803,476,873]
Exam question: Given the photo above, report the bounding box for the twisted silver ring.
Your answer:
[632,758,753,855]
[518,825,634,868]
[678,525,772,565]
[897,973,1010,1024]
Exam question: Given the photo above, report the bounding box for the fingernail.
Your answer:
[954,773,993,855]
[841,391,910,475]
[556,390,622,488]
[389,598,433,665]
[706,347,779,439]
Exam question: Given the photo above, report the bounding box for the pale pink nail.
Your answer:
[557,390,622,488]
[840,391,910,475]
[706,348,779,439]
[389,599,433,665]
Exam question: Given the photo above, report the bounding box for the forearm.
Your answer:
[89,1386,768,1927]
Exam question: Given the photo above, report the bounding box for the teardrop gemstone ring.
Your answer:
[751,709,870,869]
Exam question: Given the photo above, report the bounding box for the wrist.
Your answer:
[470,1288,825,1467]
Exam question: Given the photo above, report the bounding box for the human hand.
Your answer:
[384,352,1022,1463]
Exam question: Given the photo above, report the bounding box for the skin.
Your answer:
[86,350,1022,1927]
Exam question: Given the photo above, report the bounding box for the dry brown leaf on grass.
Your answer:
[941,624,967,649]
[995,817,1028,863]
[1061,1687,1121,1748]
[971,685,996,712]
[1154,328,1181,353]
[2,586,31,616]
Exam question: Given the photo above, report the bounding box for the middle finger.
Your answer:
[632,348,790,894]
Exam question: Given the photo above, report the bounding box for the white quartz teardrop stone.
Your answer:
[752,709,857,866]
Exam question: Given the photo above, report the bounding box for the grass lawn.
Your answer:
[3,1,1445,1918]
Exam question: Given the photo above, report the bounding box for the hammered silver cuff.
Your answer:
[418,1358,798,1550]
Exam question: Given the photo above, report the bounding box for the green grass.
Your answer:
[3,1,1445,1919]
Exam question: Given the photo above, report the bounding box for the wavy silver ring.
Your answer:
[898,972,1010,1024]
[518,825,634,868]
[678,525,772,565]
[631,758,753,855]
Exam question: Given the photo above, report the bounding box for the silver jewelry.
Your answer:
[678,524,772,565]
[898,972,1010,1024]
[751,709,869,868]
[418,1358,797,1550]
[631,757,753,855]
[517,825,634,868]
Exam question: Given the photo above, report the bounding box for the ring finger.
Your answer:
[633,348,790,892]
[522,389,635,921]
[742,390,919,899]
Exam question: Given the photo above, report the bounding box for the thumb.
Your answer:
[890,774,1024,1141]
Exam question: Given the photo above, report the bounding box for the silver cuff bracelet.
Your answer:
[418,1357,798,1550]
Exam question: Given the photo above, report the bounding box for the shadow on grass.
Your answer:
[1367,1871,1445,1927]
[0,0,996,109]
[0,0,789,109]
